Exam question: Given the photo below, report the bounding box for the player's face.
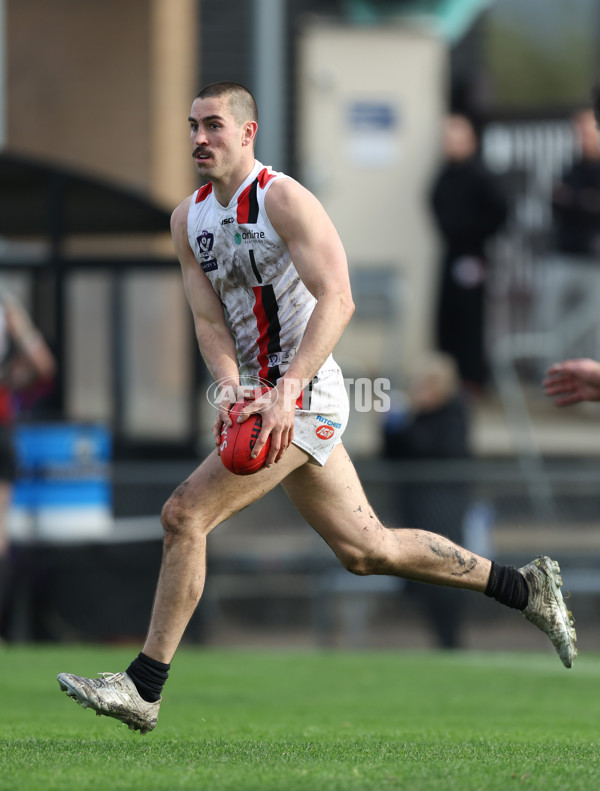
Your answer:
[188,96,254,181]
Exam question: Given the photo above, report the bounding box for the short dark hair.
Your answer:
[592,82,600,127]
[195,82,258,126]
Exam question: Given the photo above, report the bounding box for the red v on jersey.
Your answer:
[237,168,276,224]
[195,182,213,203]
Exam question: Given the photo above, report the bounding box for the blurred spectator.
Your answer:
[537,109,600,358]
[430,114,508,396]
[0,289,56,640]
[382,353,471,649]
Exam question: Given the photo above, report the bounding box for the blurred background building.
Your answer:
[2,0,600,650]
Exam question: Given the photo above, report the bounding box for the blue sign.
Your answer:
[348,101,398,131]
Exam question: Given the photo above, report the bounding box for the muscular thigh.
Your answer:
[282,443,385,553]
[166,444,310,534]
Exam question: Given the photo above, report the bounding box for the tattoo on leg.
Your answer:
[427,538,445,558]
[449,549,478,577]
[426,537,478,576]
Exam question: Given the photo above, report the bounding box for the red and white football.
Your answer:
[219,401,271,475]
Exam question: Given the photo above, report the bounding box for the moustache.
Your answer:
[193,147,210,159]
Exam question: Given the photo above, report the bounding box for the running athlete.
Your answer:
[58,82,577,734]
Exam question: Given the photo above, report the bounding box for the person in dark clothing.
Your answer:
[537,109,600,360]
[552,109,600,257]
[383,354,472,649]
[384,355,470,461]
[431,115,508,394]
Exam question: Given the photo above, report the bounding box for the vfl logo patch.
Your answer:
[315,425,335,440]
[197,231,214,252]
[197,231,217,272]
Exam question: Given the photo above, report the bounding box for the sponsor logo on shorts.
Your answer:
[316,415,342,429]
[315,425,335,440]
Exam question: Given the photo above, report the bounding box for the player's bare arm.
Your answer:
[171,198,241,444]
[544,357,600,406]
[267,179,354,395]
[240,178,354,465]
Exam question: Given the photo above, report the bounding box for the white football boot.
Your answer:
[57,671,160,734]
[519,555,577,668]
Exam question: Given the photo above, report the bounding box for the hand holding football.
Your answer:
[220,401,271,475]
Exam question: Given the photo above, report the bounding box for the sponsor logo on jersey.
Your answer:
[235,230,265,245]
[315,425,335,440]
[221,217,234,225]
[266,349,296,367]
[200,258,218,273]
[316,414,342,430]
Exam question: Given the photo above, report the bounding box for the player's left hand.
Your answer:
[235,384,295,466]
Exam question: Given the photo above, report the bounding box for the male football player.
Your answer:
[58,83,576,734]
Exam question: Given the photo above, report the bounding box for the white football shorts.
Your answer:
[292,367,349,466]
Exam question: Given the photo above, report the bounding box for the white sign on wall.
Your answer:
[345,100,401,167]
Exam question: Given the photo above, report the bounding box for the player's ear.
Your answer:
[242,121,258,147]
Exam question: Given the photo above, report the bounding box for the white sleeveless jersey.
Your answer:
[187,160,338,386]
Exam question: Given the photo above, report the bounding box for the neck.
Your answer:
[212,159,257,207]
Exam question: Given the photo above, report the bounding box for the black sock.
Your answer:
[126,652,170,703]
[484,561,529,611]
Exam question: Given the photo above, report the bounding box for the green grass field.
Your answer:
[0,645,599,790]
